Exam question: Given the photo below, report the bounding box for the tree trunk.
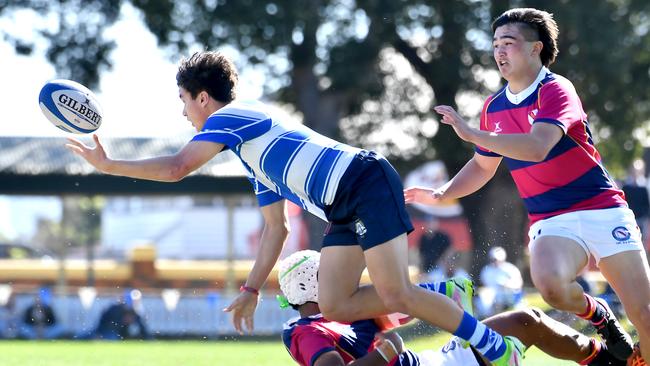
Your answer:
[460,166,528,279]
[290,37,347,249]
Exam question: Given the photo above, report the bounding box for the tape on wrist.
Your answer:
[376,345,390,362]
[376,339,398,362]
[386,339,399,356]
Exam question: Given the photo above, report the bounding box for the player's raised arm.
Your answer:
[224,199,289,334]
[435,104,564,162]
[66,136,224,182]
[405,153,501,206]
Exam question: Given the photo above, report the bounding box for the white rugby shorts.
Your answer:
[528,207,644,263]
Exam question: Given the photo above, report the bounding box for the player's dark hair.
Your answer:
[291,301,317,311]
[492,8,559,67]
[176,51,238,103]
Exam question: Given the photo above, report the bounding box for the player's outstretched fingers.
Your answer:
[223,303,244,335]
[244,315,254,335]
[65,137,85,152]
[92,134,104,149]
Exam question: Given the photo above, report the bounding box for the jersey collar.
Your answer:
[505,66,549,105]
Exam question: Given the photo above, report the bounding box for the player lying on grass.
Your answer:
[278,250,642,366]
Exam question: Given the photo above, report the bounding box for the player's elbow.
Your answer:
[525,143,552,162]
[277,223,290,239]
[265,220,290,240]
[167,164,192,182]
[527,135,557,162]
[166,155,198,181]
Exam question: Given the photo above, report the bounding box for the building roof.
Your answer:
[0,137,250,195]
[0,136,246,176]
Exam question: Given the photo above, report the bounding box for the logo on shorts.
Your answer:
[354,219,367,237]
[611,226,631,242]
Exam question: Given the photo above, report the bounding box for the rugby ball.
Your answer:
[38,79,103,134]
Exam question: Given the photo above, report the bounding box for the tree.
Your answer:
[126,0,523,258]
[0,0,120,88]
[31,195,104,286]
[4,0,650,272]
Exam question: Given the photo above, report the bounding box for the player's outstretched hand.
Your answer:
[65,134,109,172]
[433,105,475,143]
[223,291,258,335]
[404,186,443,206]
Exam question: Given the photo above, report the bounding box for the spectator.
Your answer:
[78,298,150,340]
[18,294,64,340]
[478,246,524,317]
[0,293,17,339]
[418,218,452,282]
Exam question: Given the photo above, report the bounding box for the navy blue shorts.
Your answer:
[322,150,414,251]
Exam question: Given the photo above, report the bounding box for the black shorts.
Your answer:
[322,150,413,251]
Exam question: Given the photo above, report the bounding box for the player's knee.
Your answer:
[375,285,413,314]
[533,277,570,306]
[319,300,354,322]
[513,307,544,327]
[319,303,346,322]
[538,287,569,307]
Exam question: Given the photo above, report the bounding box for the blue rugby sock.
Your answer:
[417,281,446,295]
[453,311,507,361]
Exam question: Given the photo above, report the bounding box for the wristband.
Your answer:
[240,285,259,295]
[385,339,399,357]
[376,339,398,362]
[376,346,390,362]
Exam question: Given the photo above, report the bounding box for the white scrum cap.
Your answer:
[278,250,320,306]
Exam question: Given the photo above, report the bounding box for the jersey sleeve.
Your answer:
[191,113,272,149]
[249,177,284,207]
[475,96,502,157]
[533,80,584,133]
[290,326,338,366]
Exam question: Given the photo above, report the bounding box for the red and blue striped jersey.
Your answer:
[282,314,420,366]
[475,68,626,224]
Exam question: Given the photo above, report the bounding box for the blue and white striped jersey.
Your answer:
[192,100,360,220]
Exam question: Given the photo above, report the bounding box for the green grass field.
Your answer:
[0,336,576,366]
[0,293,613,365]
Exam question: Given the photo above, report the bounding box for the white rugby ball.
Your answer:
[38,79,103,134]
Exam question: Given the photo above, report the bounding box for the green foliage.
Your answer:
[4,0,650,255]
[31,196,104,256]
[535,0,650,173]
[61,196,104,249]
[0,0,121,89]
[4,0,649,170]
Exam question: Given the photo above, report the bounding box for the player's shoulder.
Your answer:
[539,70,578,95]
[486,85,508,104]
[282,315,304,344]
[482,86,508,114]
[211,99,273,121]
[283,314,326,332]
